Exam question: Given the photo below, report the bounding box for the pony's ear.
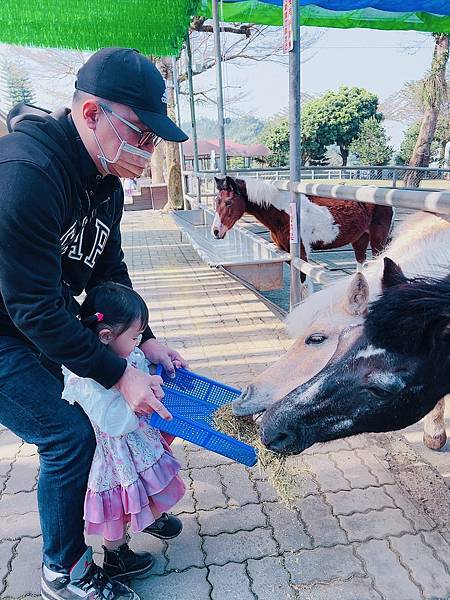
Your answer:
[215,176,225,191]
[382,257,407,291]
[344,272,369,316]
[225,175,237,192]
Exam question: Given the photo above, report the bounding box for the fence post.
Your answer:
[392,170,398,188]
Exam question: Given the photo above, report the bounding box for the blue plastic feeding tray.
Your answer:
[149,366,257,467]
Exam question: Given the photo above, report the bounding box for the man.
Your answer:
[0,48,188,600]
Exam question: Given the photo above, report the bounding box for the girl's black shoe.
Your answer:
[102,543,154,581]
[143,513,182,539]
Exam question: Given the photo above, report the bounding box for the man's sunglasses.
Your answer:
[99,103,162,148]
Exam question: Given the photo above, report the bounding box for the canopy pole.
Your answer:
[185,32,201,204]
[289,0,302,310]
[212,0,227,175]
[172,55,188,208]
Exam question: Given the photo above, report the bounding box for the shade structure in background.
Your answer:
[2,0,450,58]
[198,0,450,33]
[0,0,197,56]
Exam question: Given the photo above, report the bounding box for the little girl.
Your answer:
[62,282,185,580]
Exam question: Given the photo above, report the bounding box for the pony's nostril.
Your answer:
[261,426,296,453]
[213,229,219,237]
[240,385,253,401]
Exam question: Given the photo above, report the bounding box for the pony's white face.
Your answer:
[232,273,371,416]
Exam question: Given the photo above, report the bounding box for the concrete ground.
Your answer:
[0,210,449,600]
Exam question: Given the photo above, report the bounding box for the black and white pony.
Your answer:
[259,258,450,454]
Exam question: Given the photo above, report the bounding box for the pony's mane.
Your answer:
[286,211,450,338]
[365,275,450,358]
[242,177,290,213]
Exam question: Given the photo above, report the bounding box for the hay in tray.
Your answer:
[214,404,309,507]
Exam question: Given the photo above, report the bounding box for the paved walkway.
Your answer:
[0,210,449,600]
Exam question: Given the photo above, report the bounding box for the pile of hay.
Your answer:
[214,404,309,507]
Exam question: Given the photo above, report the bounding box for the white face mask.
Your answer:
[93,106,153,175]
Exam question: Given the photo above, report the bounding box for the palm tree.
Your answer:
[404,33,449,187]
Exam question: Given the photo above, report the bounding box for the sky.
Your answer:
[0,27,437,149]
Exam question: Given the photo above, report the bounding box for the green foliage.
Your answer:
[349,117,393,166]
[303,86,380,165]
[259,117,290,166]
[226,115,265,144]
[1,60,36,109]
[397,120,444,164]
[182,115,266,145]
[181,117,217,140]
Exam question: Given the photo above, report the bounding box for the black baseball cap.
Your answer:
[75,47,188,143]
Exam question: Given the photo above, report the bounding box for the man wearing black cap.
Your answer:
[0,48,189,600]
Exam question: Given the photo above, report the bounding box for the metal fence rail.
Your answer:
[180,167,450,286]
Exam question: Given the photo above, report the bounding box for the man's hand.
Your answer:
[115,365,172,420]
[140,338,188,378]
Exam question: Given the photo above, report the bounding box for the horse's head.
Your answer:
[259,259,450,454]
[212,176,246,239]
[232,272,371,416]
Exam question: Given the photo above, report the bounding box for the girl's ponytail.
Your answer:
[81,312,105,330]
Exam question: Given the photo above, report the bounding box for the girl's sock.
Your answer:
[103,533,127,551]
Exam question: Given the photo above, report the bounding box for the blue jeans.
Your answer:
[0,336,96,572]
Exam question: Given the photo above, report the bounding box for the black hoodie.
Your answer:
[0,105,154,388]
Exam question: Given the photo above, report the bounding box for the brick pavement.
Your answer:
[0,210,449,600]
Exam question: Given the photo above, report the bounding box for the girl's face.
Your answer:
[108,320,144,358]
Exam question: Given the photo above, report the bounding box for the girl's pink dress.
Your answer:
[63,349,185,541]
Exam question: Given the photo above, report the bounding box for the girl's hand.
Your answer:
[140,338,188,378]
[115,365,171,420]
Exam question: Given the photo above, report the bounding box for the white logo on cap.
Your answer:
[161,88,167,104]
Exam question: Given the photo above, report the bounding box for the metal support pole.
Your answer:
[289,0,302,309]
[171,55,188,209]
[185,33,201,204]
[212,0,227,175]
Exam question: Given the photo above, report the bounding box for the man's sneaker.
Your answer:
[143,513,182,539]
[103,543,154,580]
[40,546,139,600]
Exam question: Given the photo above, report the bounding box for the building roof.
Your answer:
[182,138,270,159]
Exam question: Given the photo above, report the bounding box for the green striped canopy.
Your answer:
[1,0,450,56]
[0,0,197,56]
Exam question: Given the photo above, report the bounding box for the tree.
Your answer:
[302,86,380,166]
[396,120,443,165]
[349,117,393,166]
[226,115,265,144]
[404,33,449,187]
[181,114,266,144]
[1,60,36,109]
[397,122,422,164]
[259,117,290,166]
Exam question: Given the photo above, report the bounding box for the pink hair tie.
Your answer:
[95,312,104,322]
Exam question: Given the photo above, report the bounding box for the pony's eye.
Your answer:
[305,333,327,345]
[225,200,233,208]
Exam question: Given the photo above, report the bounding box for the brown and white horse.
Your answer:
[213,176,393,265]
[232,211,450,451]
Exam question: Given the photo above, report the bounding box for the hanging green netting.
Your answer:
[198,0,450,34]
[0,0,200,55]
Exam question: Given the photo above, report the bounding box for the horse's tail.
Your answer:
[369,205,395,255]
